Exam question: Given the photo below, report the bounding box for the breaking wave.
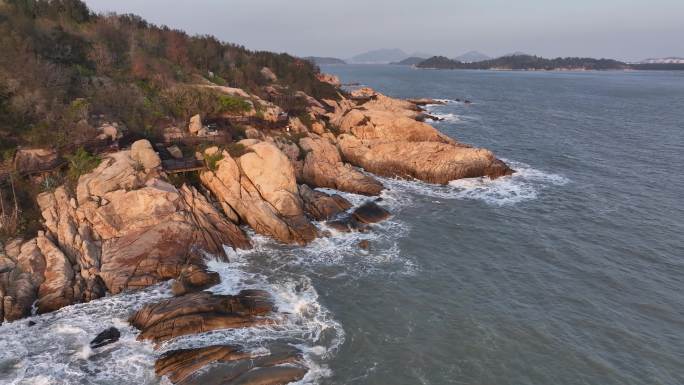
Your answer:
[377,159,569,206]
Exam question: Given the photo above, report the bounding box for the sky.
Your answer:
[84,0,684,62]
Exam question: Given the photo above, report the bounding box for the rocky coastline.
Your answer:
[0,81,512,384]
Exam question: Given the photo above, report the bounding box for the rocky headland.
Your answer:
[1,80,512,384]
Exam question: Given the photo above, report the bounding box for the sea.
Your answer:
[0,65,682,385]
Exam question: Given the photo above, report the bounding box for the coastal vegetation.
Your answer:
[0,0,339,152]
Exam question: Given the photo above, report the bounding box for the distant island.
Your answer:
[416,55,684,71]
[304,56,347,65]
[390,57,427,66]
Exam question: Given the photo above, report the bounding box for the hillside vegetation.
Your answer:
[0,0,339,152]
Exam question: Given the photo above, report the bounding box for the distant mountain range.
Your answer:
[311,49,684,70]
[416,54,684,71]
[304,56,346,65]
[349,49,410,64]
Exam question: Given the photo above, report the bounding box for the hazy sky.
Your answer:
[84,0,683,61]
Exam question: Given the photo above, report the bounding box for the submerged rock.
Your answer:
[352,201,391,224]
[162,344,306,385]
[299,184,352,221]
[90,326,120,349]
[171,264,220,296]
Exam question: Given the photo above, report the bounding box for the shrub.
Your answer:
[298,113,313,130]
[204,151,224,171]
[226,143,251,158]
[65,147,100,183]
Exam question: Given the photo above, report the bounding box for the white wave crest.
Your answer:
[427,112,461,123]
[378,159,569,206]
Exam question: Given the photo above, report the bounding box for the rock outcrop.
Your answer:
[325,87,513,184]
[1,140,252,322]
[131,288,307,384]
[200,140,317,245]
[337,134,512,183]
[1,239,46,321]
[298,135,384,196]
[131,290,273,343]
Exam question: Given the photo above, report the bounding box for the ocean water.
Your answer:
[1,66,683,385]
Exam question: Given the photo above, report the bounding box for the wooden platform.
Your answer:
[162,158,206,173]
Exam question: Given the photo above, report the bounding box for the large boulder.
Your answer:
[99,220,198,294]
[93,180,249,294]
[325,88,513,183]
[130,139,161,170]
[131,290,273,343]
[188,114,202,135]
[200,140,317,245]
[76,150,150,204]
[337,135,513,184]
[299,184,351,221]
[299,135,384,196]
[155,343,305,384]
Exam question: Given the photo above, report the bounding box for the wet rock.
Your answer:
[358,240,370,250]
[27,320,36,327]
[90,327,120,349]
[228,366,307,385]
[326,216,367,233]
[352,201,391,224]
[167,344,306,385]
[131,290,273,343]
[172,265,220,296]
[155,345,251,383]
[299,184,351,221]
